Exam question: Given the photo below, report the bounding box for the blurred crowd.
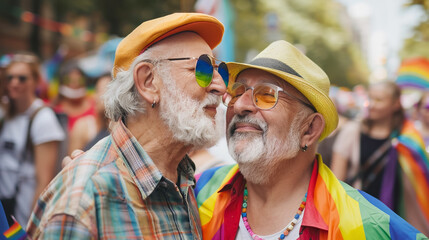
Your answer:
[0,51,111,226]
[319,81,429,234]
[1,48,429,236]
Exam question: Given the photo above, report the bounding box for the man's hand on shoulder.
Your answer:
[62,149,84,168]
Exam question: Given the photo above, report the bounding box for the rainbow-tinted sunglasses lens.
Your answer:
[195,54,229,88]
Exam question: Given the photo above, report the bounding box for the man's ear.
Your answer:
[133,61,159,104]
[300,112,325,145]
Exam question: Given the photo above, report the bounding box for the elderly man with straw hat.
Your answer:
[195,40,427,239]
[26,12,229,239]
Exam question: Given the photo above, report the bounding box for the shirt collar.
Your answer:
[220,159,329,232]
[218,164,244,194]
[301,155,329,231]
[217,158,330,232]
[110,120,195,199]
[178,155,197,190]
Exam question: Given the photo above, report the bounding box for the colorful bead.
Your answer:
[241,184,307,240]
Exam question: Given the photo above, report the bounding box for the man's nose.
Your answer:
[206,70,227,96]
[231,90,258,116]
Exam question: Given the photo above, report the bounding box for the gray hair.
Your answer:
[104,50,159,121]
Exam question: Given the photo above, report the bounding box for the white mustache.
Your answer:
[202,94,221,107]
[228,115,268,137]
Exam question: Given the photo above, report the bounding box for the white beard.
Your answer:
[227,115,301,185]
[159,69,223,150]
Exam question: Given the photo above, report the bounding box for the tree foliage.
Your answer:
[400,0,429,59]
[230,0,369,88]
[50,0,196,36]
[4,0,369,88]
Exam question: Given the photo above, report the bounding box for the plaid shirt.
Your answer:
[27,120,202,239]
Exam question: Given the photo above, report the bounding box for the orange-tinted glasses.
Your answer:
[223,82,316,111]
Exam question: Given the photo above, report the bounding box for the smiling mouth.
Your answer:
[231,122,263,135]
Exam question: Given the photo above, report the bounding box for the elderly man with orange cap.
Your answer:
[195,41,427,239]
[26,13,229,239]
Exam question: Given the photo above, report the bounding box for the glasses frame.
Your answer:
[164,54,228,88]
[224,82,317,112]
[7,74,29,84]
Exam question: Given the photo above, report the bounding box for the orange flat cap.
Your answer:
[113,12,224,77]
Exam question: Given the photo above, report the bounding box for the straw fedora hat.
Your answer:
[227,40,338,141]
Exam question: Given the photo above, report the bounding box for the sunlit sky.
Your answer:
[335,0,424,79]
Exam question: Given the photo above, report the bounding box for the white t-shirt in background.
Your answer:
[0,98,65,226]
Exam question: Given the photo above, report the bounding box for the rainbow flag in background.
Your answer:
[3,220,27,240]
[386,120,429,222]
[396,58,429,89]
[195,157,426,239]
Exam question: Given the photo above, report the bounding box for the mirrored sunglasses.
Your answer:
[223,82,317,111]
[7,74,28,83]
[166,54,229,88]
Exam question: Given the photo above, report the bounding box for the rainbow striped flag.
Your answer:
[396,58,429,90]
[3,219,27,240]
[382,120,429,222]
[196,157,426,239]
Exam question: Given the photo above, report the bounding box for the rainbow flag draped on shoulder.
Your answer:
[380,120,429,224]
[195,164,240,239]
[195,157,427,239]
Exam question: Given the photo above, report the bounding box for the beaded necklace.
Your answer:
[241,185,307,240]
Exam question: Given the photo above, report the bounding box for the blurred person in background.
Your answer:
[50,63,96,155]
[414,91,429,152]
[0,53,65,226]
[51,63,96,152]
[0,64,7,119]
[331,81,429,235]
[26,12,227,239]
[68,74,111,153]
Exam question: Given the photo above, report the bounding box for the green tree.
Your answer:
[49,0,197,50]
[400,0,429,59]
[230,0,369,88]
